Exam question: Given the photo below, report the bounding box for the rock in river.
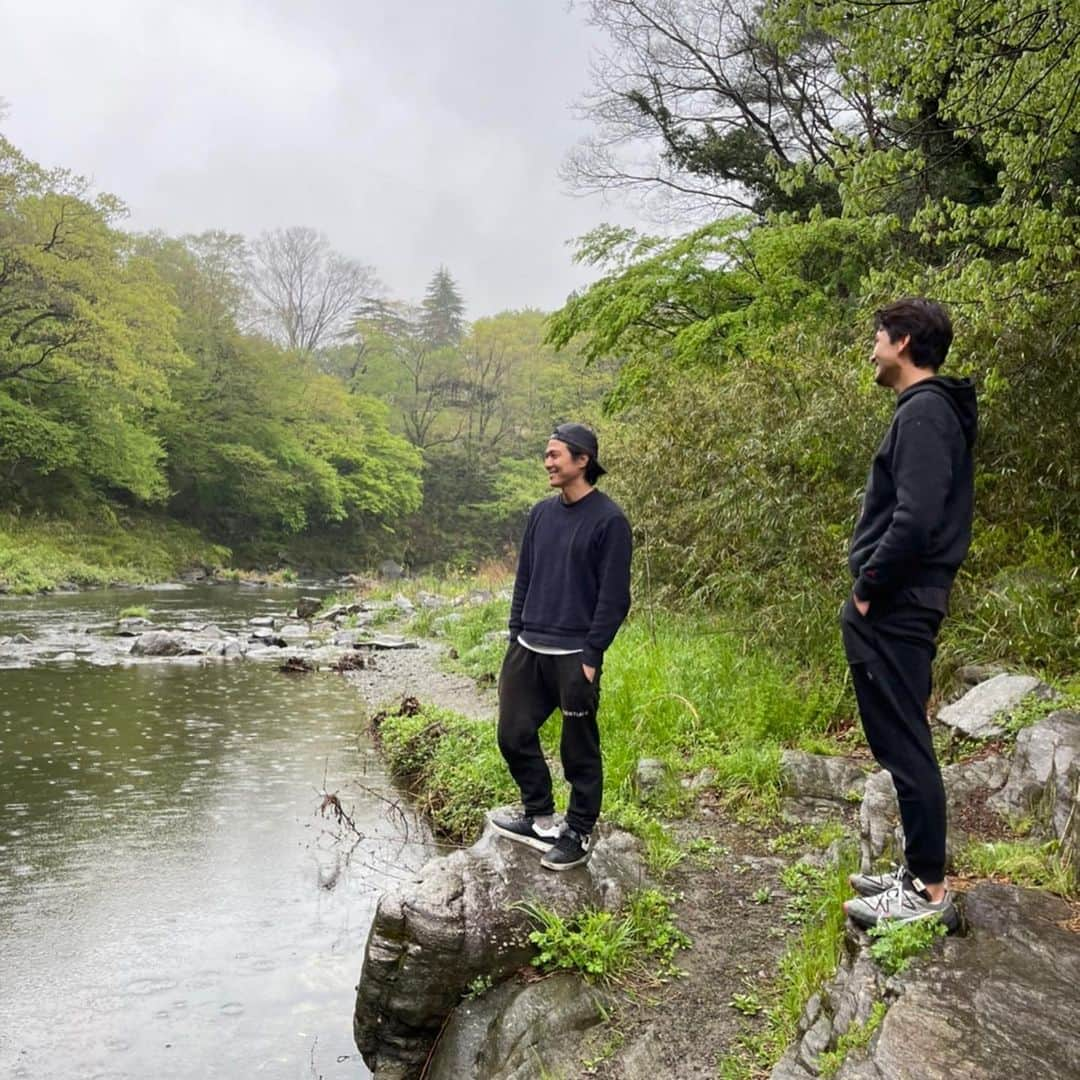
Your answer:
[129,631,198,657]
[353,814,647,1078]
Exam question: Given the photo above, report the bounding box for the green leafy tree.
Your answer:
[142,232,422,548]
[0,136,181,506]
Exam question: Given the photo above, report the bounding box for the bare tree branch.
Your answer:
[249,226,380,353]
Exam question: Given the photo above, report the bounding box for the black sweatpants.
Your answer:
[841,592,947,883]
[497,643,602,835]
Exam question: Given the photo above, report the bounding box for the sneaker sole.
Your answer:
[540,852,591,871]
[490,821,558,853]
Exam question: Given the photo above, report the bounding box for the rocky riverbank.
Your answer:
[0,586,505,714]
[350,651,1079,1079]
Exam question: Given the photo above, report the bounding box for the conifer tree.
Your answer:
[420,266,466,348]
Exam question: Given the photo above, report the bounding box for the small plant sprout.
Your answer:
[728,991,763,1016]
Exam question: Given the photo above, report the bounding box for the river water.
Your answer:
[0,586,433,1080]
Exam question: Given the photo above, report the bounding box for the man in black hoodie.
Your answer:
[491,423,632,870]
[841,298,977,931]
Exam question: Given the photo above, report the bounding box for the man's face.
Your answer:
[870,327,910,388]
[544,439,587,489]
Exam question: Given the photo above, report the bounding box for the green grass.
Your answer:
[718,849,858,1079]
[437,607,839,818]
[817,1000,888,1077]
[956,838,1077,899]
[0,511,229,593]
[118,605,151,619]
[373,702,519,842]
[517,887,690,986]
[1001,676,1080,738]
[768,821,850,857]
[385,602,845,871]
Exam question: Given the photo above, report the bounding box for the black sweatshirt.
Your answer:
[850,376,977,602]
[509,489,632,669]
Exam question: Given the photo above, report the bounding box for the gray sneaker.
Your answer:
[844,875,959,932]
[490,811,562,852]
[848,864,904,897]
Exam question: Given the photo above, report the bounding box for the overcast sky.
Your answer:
[1,0,651,317]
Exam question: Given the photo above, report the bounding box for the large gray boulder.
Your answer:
[858,755,1009,871]
[936,673,1051,740]
[773,884,1080,1079]
[424,972,614,1080]
[781,750,868,823]
[353,817,647,1079]
[989,710,1080,843]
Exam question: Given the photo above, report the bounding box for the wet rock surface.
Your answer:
[425,972,616,1080]
[773,884,1080,1080]
[353,817,648,1078]
[0,585,460,677]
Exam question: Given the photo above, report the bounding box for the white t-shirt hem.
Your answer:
[517,634,583,656]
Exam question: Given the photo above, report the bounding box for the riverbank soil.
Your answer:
[585,811,818,1078]
[344,639,495,720]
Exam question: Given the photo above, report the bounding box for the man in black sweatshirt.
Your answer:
[841,298,977,932]
[492,423,632,870]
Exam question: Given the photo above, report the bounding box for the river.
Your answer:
[0,585,435,1080]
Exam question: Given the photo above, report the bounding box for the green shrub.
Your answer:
[518,887,689,986]
[867,918,948,975]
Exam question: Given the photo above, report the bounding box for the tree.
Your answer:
[136,232,422,544]
[420,266,466,347]
[564,0,858,218]
[551,0,1080,672]
[0,137,181,505]
[248,226,379,353]
[352,294,471,451]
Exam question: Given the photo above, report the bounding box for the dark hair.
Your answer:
[874,298,953,370]
[563,441,603,485]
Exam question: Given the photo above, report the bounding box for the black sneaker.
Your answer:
[540,828,592,871]
[490,811,562,852]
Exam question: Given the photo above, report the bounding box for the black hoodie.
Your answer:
[849,376,978,602]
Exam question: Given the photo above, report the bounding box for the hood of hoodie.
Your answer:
[897,376,978,448]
